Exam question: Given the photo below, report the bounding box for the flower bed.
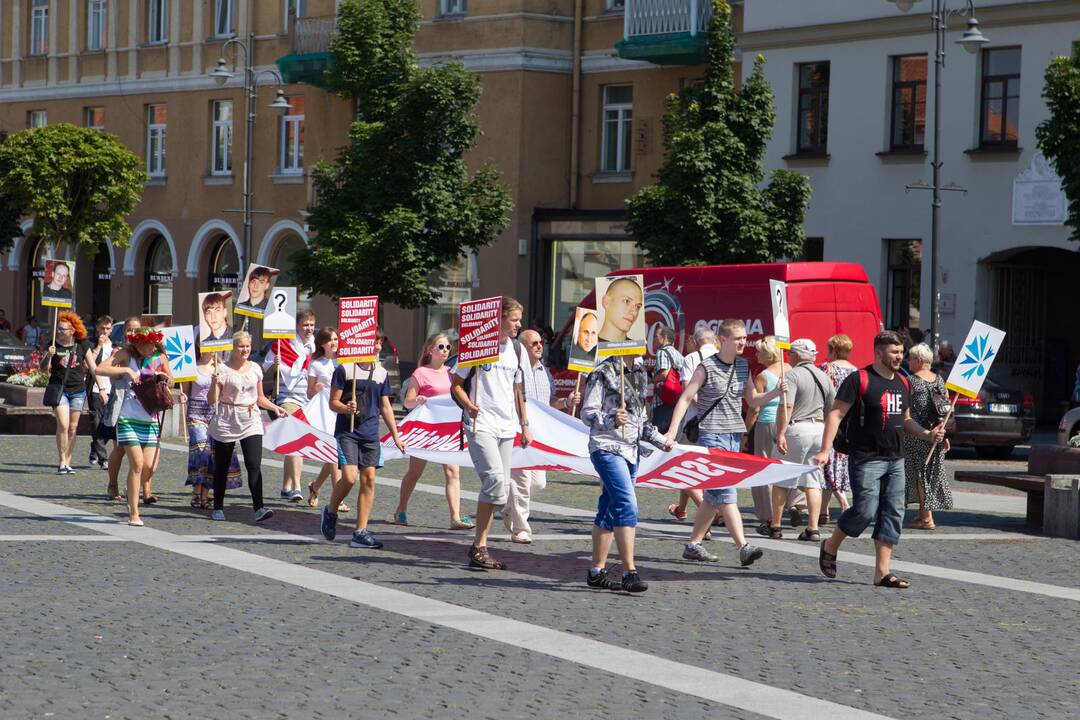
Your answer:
[0,381,47,407]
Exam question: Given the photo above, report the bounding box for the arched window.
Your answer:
[27,236,48,322]
[208,235,240,291]
[268,233,311,311]
[91,241,111,320]
[144,234,174,315]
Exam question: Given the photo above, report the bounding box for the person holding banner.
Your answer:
[666,327,720,522]
[747,336,789,534]
[664,320,784,567]
[103,316,141,500]
[581,353,674,593]
[393,332,472,530]
[450,297,532,571]
[184,351,242,509]
[903,343,953,530]
[813,331,945,588]
[208,331,286,522]
[321,331,405,550]
[40,312,97,475]
[86,316,115,470]
[262,310,317,503]
[305,327,348,513]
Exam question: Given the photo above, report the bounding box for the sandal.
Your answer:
[450,515,476,530]
[908,518,936,530]
[337,502,350,514]
[797,528,821,542]
[666,503,688,521]
[307,483,319,508]
[819,540,837,579]
[468,545,506,570]
[143,495,159,505]
[875,573,910,589]
[758,522,783,540]
[190,496,202,509]
[392,511,408,526]
[818,514,830,526]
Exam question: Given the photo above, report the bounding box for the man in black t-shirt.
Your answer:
[812,331,945,589]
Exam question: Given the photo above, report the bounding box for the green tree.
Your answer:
[626,0,812,266]
[0,132,27,254]
[0,123,144,253]
[294,0,511,308]
[1036,45,1080,244]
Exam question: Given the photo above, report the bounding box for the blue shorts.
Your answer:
[591,450,639,530]
[58,390,87,413]
[699,431,742,506]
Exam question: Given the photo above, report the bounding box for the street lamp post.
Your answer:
[210,34,291,275]
[887,0,988,350]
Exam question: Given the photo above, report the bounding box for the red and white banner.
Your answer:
[379,397,816,491]
[457,296,502,369]
[338,296,379,364]
[264,414,339,465]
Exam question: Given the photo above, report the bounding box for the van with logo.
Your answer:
[549,262,884,395]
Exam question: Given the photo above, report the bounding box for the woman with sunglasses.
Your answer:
[305,326,349,513]
[393,333,474,529]
[40,312,97,474]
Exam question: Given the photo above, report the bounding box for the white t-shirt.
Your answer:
[307,356,337,391]
[91,340,113,395]
[454,339,528,439]
[681,343,719,387]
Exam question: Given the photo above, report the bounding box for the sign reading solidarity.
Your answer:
[769,279,790,350]
[161,325,197,383]
[945,320,1006,398]
[338,296,379,364]
[263,286,297,340]
[457,296,502,369]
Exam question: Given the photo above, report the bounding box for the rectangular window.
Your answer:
[146,104,167,177]
[211,100,233,175]
[283,0,307,31]
[214,0,233,38]
[601,85,633,173]
[884,239,921,330]
[27,110,47,129]
[980,47,1021,148]
[147,0,168,44]
[797,61,830,154]
[550,239,644,345]
[605,0,625,8]
[84,106,105,130]
[30,0,49,56]
[87,0,107,50]
[890,54,927,150]
[279,96,305,174]
[441,0,466,15]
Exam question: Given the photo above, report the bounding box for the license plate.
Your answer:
[989,403,1017,414]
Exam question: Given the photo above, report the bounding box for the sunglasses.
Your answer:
[436,343,451,350]
[528,340,543,347]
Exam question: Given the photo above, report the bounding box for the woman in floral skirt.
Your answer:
[184,350,241,509]
[819,334,857,523]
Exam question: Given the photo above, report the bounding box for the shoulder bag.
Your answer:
[683,357,736,444]
[132,357,175,415]
[43,349,75,407]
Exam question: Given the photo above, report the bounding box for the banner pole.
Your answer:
[275,339,281,399]
[924,390,957,466]
[177,380,187,441]
[779,348,789,428]
[51,307,59,349]
[570,372,583,416]
[620,358,626,440]
[350,365,357,432]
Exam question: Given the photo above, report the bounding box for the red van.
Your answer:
[550,262,883,392]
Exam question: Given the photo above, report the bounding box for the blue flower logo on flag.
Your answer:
[162,325,197,382]
[958,333,995,380]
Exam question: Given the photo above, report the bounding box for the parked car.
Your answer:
[949,377,1035,459]
[1058,406,1080,447]
[0,330,35,382]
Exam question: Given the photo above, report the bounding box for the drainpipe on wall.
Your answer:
[569,0,583,209]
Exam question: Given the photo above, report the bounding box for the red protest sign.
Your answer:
[338,296,379,364]
[457,296,501,369]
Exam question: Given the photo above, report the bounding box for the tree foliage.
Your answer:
[0,123,144,253]
[294,0,511,308]
[1036,45,1080,244]
[0,132,26,254]
[626,0,812,266]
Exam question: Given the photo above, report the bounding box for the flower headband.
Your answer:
[127,328,164,345]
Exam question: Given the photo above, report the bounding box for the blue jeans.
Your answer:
[699,431,742,506]
[837,457,905,546]
[591,450,639,530]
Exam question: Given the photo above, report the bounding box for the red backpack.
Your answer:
[657,347,684,406]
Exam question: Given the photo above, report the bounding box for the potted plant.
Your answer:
[0,358,49,407]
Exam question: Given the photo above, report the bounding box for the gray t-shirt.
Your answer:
[785,362,835,422]
[695,355,750,434]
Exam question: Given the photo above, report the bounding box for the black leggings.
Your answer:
[213,435,264,511]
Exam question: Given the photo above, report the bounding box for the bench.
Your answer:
[953,470,1045,527]
[0,405,92,435]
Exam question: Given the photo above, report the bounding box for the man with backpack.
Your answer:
[651,325,684,434]
[450,297,533,571]
[813,331,945,589]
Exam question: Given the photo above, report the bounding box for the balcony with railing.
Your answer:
[615,0,713,65]
[276,15,336,87]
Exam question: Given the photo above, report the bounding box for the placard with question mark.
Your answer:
[262,286,297,340]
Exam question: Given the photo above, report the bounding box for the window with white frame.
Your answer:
[146,104,167,177]
[600,85,633,173]
[211,100,233,175]
[84,106,105,130]
[147,0,168,44]
[605,0,625,8]
[87,0,107,50]
[213,0,234,38]
[279,96,305,174]
[27,110,47,129]
[30,0,49,56]
[284,0,308,32]
[441,0,466,15]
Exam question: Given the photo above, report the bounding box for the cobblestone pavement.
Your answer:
[1,435,1078,719]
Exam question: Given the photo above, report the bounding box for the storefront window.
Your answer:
[426,254,476,341]
[550,239,643,331]
[208,236,240,291]
[269,233,311,312]
[144,235,173,315]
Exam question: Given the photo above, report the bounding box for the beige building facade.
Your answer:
[0,0,737,365]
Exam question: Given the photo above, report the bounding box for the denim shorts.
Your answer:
[591,450,639,530]
[836,456,905,546]
[699,431,742,506]
[58,390,87,413]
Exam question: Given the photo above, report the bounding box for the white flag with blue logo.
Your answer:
[162,325,197,383]
[945,321,1006,399]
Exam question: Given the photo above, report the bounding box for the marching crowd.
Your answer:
[27,297,953,593]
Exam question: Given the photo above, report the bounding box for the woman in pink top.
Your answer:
[393,332,474,530]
